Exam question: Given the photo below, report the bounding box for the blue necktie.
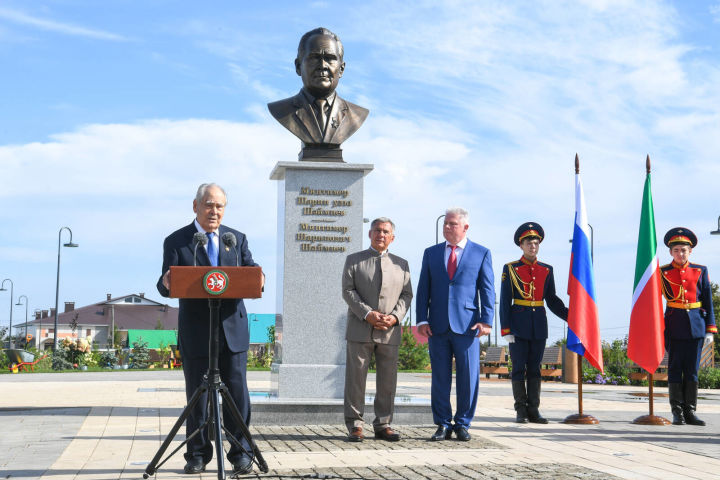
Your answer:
[206,232,218,266]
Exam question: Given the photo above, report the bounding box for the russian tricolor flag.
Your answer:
[567,169,604,373]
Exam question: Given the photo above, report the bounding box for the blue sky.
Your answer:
[1,1,719,344]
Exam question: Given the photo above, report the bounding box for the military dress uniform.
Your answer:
[661,227,716,426]
[500,223,568,423]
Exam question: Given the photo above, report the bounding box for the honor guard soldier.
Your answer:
[661,227,716,426]
[500,223,568,423]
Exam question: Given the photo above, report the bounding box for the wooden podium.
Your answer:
[144,265,268,479]
[168,265,263,299]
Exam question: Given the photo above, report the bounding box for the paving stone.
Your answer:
[249,425,503,452]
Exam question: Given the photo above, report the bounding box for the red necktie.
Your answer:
[447,245,457,280]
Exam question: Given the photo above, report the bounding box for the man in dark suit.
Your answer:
[267,27,368,150]
[660,227,715,426]
[342,217,413,442]
[416,208,495,442]
[157,183,261,475]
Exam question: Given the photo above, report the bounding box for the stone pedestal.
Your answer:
[269,161,374,399]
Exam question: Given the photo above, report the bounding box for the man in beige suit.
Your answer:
[342,217,413,442]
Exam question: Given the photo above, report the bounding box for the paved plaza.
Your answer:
[1,370,718,479]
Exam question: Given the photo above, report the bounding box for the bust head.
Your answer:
[295,27,345,99]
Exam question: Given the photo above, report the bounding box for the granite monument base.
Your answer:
[251,395,432,426]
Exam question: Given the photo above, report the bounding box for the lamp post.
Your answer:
[435,214,445,244]
[0,279,14,348]
[16,295,28,348]
[711,216,720,236]
[34,309,42,350]
[53,227,79,350]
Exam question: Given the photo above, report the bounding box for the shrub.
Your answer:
[699,367,720,389]
[51,350,73,370]
[99,351,118,368]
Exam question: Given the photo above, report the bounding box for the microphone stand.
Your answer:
[143,298,268,479]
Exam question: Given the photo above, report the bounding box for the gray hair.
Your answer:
[195,183,227,204]
[445,207,469,224]
[297,27,344,62]
[370,217,395,232]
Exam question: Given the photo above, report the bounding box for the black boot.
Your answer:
[668,382,685,425]
[527,378,548,424]
[682,381,705,426]
[512,381,529,423]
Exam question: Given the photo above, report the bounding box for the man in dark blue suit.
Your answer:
[157,183,261,475]
[416,207,495,441]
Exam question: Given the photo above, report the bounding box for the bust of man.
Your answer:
[268,28,369,158]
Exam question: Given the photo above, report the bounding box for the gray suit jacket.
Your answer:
[268,90,369,146]
[342,248,413,346]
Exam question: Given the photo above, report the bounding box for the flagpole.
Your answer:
[563,154,599,425]
[630,156,670,426]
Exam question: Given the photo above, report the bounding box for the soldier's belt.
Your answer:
[513,299,544,307]
[667,301,702,309]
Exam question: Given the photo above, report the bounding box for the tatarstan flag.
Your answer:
[627,164,665,373]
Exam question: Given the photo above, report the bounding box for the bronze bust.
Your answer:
[268,28,369,161]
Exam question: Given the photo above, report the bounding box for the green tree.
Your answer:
[129,337,150,369]
[398,320,430,370]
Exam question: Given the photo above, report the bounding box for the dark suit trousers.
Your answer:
[509,338,546,382]
[668,337,703,383]
[180,327,251,463]
[428,331,480,428]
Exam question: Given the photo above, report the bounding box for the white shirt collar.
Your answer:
[194,219,219,235]
[369,245,388,257]
[445,237,468,249]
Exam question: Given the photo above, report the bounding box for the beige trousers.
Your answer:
[344,340,399,432]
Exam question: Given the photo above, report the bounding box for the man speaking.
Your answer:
[157,183,261,475]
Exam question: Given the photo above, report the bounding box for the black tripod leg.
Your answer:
[210,387,226,480]
[219,386,269,474]
[144,383,207,478]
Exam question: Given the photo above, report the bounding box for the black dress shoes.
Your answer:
[232,455,253,475]
[374,427,401,442]
[455,426,471,442]
[430,425,453,441]
[183,457,206,474]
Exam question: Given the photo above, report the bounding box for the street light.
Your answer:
[435,214,445,244]
[54,227,79,350]
[34,309,42,350]
[0,279,14,348]
[711,216,720,236]
[16,295,28,348]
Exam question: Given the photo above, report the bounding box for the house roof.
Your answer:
[28,293,178,331]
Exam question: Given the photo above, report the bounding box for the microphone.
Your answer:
[193,232,208,266]
[222,232,239,266]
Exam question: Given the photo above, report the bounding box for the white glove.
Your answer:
[504,334,515,344]
[704,333,714,347]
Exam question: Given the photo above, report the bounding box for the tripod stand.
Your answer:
[144,297,268,479]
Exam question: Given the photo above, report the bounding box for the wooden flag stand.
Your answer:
[563,353,599,424]
[632,371,671,425]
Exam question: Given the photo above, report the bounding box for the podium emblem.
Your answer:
[203,269,229,295]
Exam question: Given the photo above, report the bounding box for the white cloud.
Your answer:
[0,7,128,41]
[711,3,720,23]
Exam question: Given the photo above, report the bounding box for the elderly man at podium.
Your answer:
[157,183,260,475]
